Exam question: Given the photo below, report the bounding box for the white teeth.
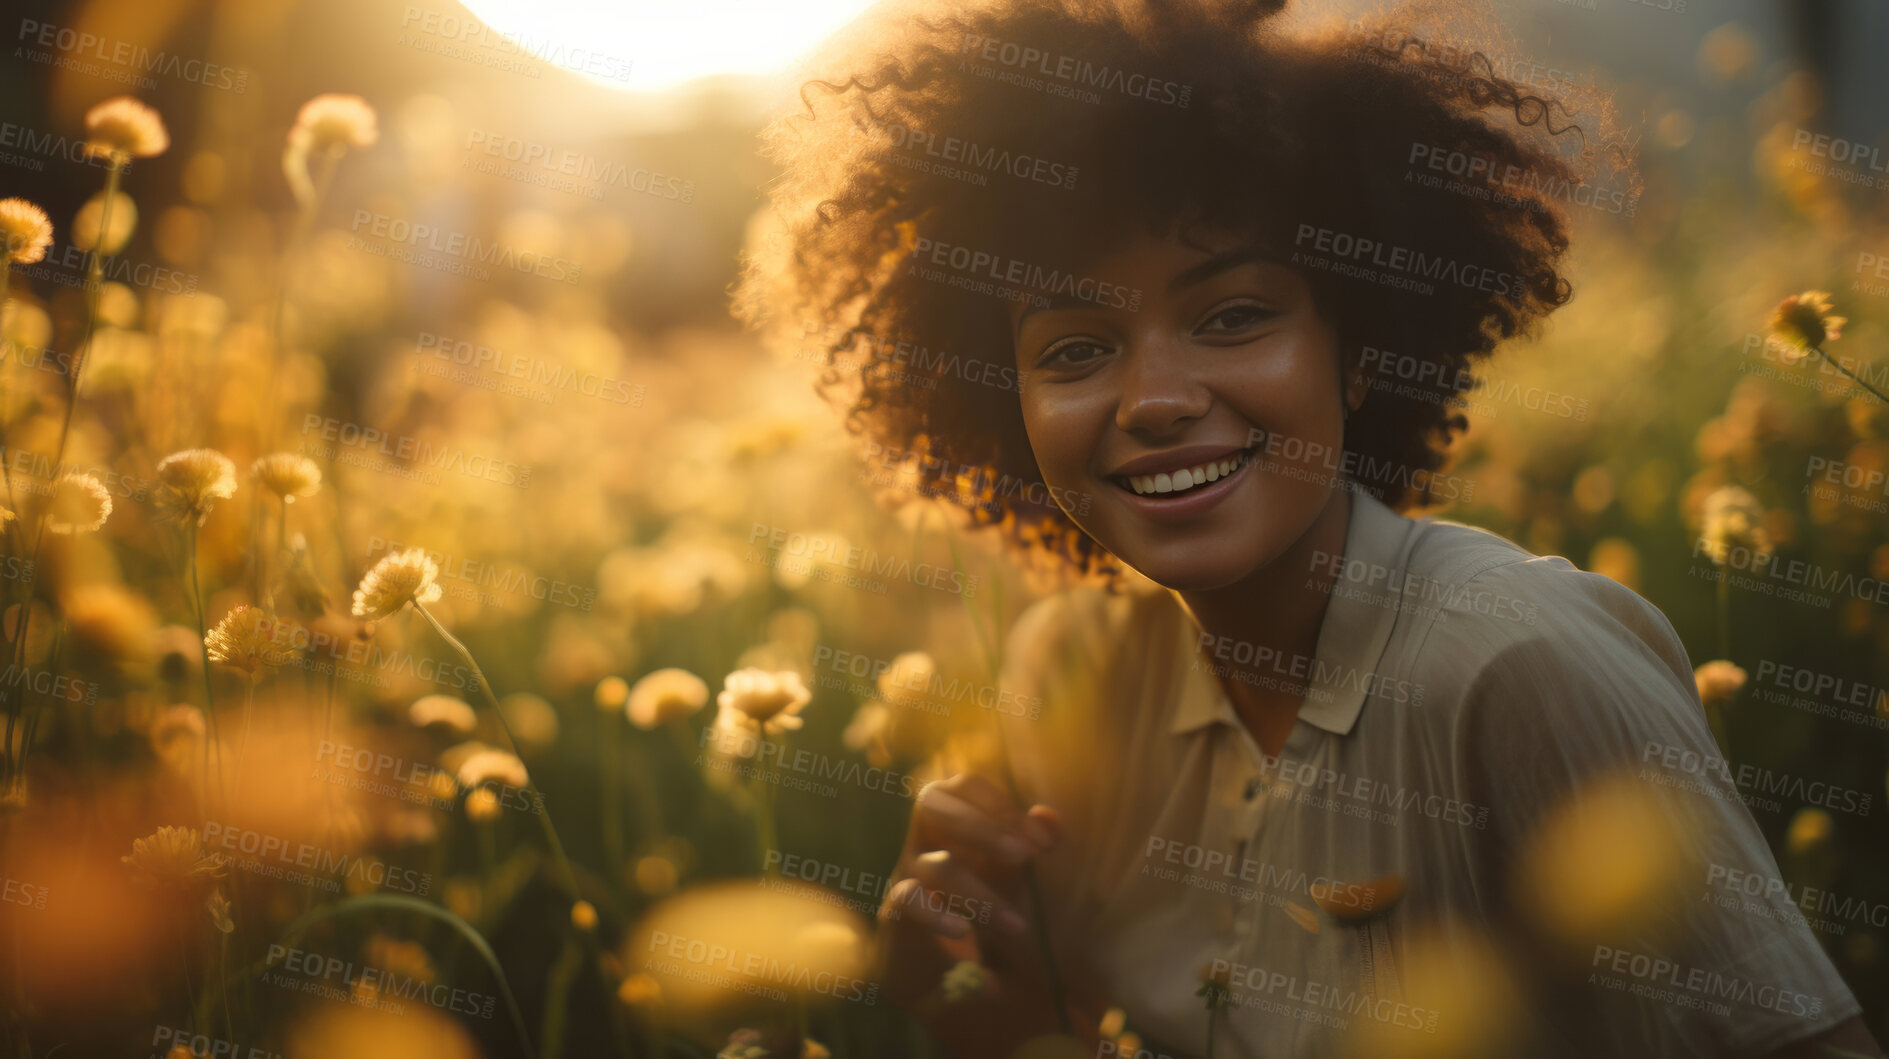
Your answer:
[1123,450,1250,496]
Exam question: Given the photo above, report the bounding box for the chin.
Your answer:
[1112,541,1272,593]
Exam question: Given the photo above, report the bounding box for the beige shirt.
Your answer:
[997,489,1862,1058]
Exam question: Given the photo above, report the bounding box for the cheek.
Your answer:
[1019,389,1103,482]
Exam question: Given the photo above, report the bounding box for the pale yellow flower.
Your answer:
[251,453,322,503]
[122,825,227,887]
[155,448,238,526]
[593,675,629,712]
[409,694,476,735]
[84,96,170,161]
[1786,807,1833,857]
[204,604,295,673]
[46,473,112,534]
[290,94,379,153]
[1693,660,1747,709]
[72,190,136,255]
[1768,290,1845,360]
[206,888,235,933]
[627,668,709,729]
[715,667,810,735]
[571,899,598,932]
[464,786,501,822]
[875,651,936,701]
[1698,485,1770,566]
[350,547,442,619]
[456,748,528,790]
[941,959,987,1003]
[0,198,53,264]
[617,972,662,1008]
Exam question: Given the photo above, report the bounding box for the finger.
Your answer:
[905,850,1029,934]
[914,785,1036,867]
[879,876,971,939]
[1021,804,1063,852]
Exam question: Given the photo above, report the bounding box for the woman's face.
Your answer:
[1011,227,1359,591]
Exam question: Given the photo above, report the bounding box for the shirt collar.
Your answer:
[1169,488,1423,739]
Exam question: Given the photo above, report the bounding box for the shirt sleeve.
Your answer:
[1445,557,1863,1057]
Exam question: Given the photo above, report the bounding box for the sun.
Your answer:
[454,0,882,92]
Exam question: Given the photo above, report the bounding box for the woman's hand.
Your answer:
[873,773,1101,1056]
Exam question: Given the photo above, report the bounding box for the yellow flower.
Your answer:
[122,825,227,887]
[72,190,136,255]
[571,899,598,932]
[1786,807,1833,857]
[875,651,936,701]
[155,448,238,526]
[284,94,378,208]
[350,547,442,619]
[409,694,476,735]
[464,786,501,822]
[627,668,709,729]
[204,604,295,673]
[715,667,810,735]
[251,453,322,503]
[206,888,235,933]
[456,748,528,790]
[1693,660,1747,708]
[0,198,53,264]
[290,94,379,153]
[1768,290,1846,360]
[1698,485,1770,566]
[1310,875,1406,924]
[594,675,629,712]
[84,96,170,161]
[46,473,112,534]
[940,959,987,1003]
[616,972,662,1008]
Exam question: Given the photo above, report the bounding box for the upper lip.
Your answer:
[1104,444,1252,479]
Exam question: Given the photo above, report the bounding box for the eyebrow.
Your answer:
[1013,245,1274,332]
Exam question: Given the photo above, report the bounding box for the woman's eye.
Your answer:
[1039,338,1110,367]
[1199,302,1278,334]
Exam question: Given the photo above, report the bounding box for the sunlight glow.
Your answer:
[453,0,881,92]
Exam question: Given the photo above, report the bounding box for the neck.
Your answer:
[1172,486,1354,752]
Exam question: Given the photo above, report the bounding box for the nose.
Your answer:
[1114,335,1211,437]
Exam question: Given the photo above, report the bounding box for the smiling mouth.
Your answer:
[1110,445,1259,497]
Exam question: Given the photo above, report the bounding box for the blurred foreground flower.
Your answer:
[122,825,227,888]
[628,880,870,1015]
[1511,770,1691,957]
[251,452,322,502]
[73,190,136,254]
[0,198,53,265]
[83,96,169,161]
[284,93,378,209]
[155,448,237,526]
[716,667,811,736]
[46,473,112,534]
[351,547,442,619]
[628,667,710,729]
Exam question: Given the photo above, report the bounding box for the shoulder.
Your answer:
[1402,516,1692,682]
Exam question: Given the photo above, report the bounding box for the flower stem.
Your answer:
[187,525,224,807]
[1814,346,1889,404]
[412,602,581,898]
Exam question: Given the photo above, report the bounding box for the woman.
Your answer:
[737,0,1882,1055]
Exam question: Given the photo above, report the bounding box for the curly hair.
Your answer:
[734,0,1634,585]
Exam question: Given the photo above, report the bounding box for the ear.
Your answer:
[1339,347,1369,415]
